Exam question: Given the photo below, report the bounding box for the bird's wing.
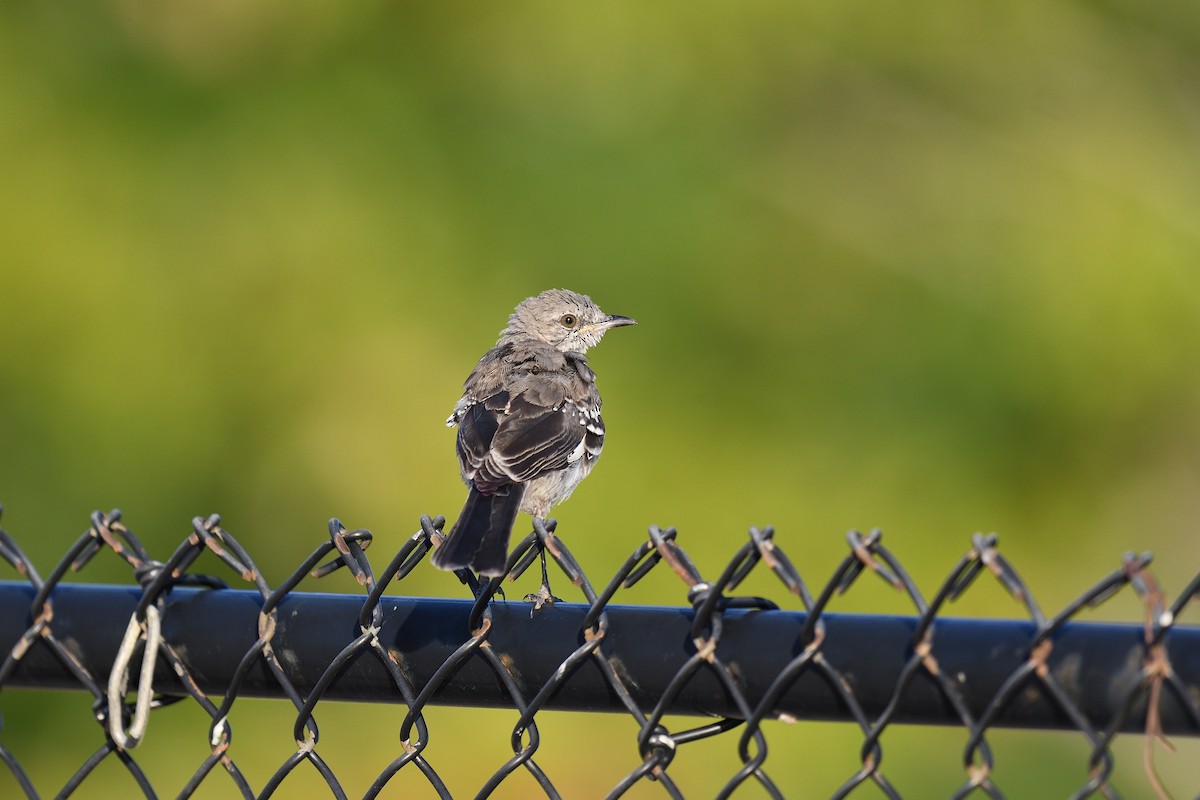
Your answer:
[456,390,602,494]
[455,393,505,486]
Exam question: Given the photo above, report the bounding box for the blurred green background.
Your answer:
[2,2,1199,797]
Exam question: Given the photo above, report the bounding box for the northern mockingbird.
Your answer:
[433,289,636,578]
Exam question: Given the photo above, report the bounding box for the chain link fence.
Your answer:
[0,506,1197,799]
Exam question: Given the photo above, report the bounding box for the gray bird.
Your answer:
[433,289,636,577]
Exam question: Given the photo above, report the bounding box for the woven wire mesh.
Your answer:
[0,506,1197,799]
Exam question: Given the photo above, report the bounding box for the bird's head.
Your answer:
[502,289,636,353]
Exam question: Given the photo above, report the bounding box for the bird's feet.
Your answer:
[524,523,562,612]
[523,584,561,612]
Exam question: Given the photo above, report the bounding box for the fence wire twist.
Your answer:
[0,505,1197,799]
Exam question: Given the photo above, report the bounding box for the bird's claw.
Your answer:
[524,585,562,613]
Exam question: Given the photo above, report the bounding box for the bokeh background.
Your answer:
[2,2,1199,797]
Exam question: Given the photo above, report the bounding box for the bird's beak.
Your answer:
[578,314,636,341]
[600,314,637,330]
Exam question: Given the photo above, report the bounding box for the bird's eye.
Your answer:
[560,314,577,328]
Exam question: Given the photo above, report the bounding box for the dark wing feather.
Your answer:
[490,402,581,482]
[456,390,588,494]
[455,393,504,480]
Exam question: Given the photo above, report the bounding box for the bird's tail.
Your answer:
[432,485,525,576]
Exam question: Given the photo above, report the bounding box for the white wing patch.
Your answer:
[447,396,477,427]
[561,399,604,463]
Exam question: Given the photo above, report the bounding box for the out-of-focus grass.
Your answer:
[2,2,1199,797]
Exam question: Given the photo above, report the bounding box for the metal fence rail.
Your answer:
[0,507,1197,799]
